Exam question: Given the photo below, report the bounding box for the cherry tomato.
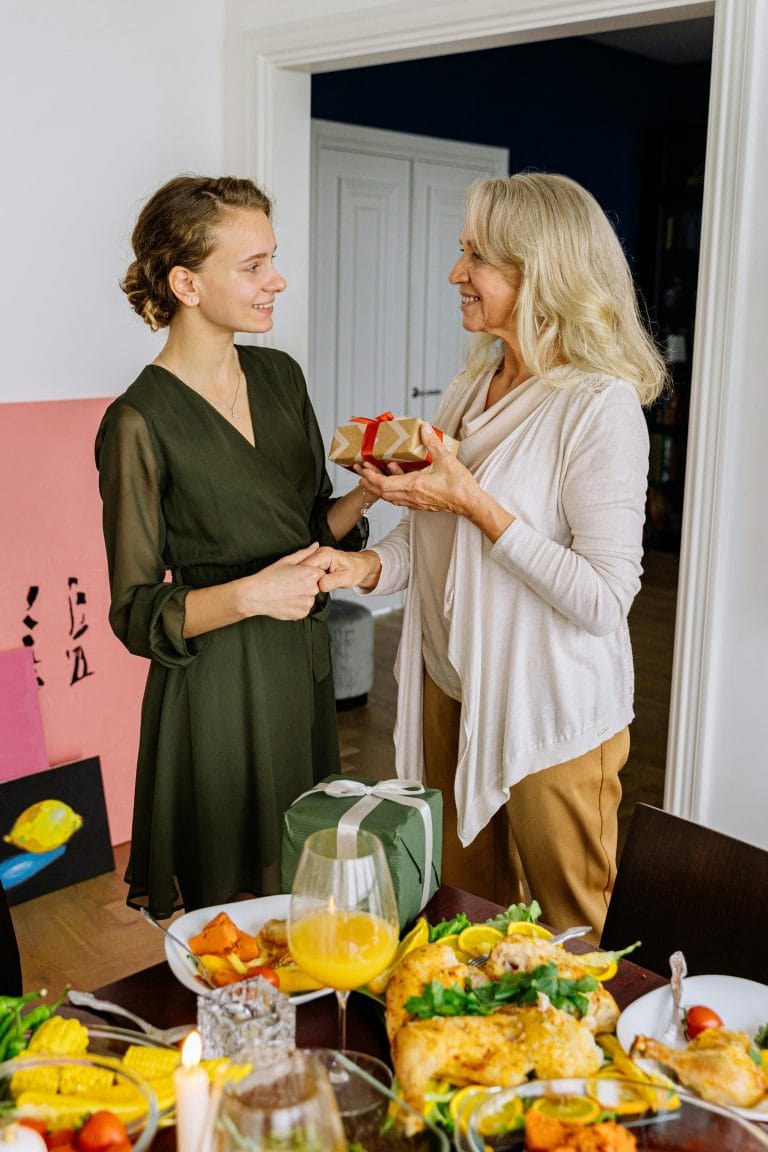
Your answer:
[684,1004,724,1040]
[18,1121,47,1137]
[248,966,280,989]
[46,1129,77,1149]
[75,1111,130,1152]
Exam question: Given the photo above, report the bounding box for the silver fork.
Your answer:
[662,950,687,1043]
[140,906,217,988]
[67,989,191,1045]
[468,924,593,967]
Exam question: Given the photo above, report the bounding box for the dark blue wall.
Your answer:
[312,37,710,279]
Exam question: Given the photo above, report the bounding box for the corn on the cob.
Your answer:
[26,1017,89,1056]
[121,1045,180,1080]
[145,1074,176,1114]
[199,1058,252,1083]
[58,1064,115,1094]
[15,1083,148,1124]
[10,1066,60,1095]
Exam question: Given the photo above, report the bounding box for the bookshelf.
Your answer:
[641,132,705,551]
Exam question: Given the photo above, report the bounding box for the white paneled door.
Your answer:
[310,121,508,610]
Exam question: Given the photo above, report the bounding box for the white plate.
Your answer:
[616,974,768,1120]
[165,894,331,1005]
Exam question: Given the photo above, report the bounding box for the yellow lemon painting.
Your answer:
[4,800,83,853]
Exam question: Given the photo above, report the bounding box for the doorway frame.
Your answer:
[224,0,758,825]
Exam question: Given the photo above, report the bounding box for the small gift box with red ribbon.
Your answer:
[328,411,459,472]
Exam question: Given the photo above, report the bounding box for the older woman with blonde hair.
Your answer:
[317,172,667,940]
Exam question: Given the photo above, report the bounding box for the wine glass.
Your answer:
[288,827,399,1053]
[215,1048,346,1152]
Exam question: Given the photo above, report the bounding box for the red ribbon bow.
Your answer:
[349,411,443,466]
[350,411,394,463]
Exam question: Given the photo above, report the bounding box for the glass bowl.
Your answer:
[312,1049,448,1150]
[453,1076,768,1152]
[0,1053,159,1152]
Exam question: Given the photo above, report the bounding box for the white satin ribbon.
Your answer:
[292,778,435,909]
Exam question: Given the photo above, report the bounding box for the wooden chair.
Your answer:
[601,803,768,982]
[0,878,23,993]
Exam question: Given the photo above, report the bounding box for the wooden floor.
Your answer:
[10,549,678,995]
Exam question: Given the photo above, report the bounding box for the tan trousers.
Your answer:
[422,671,629,943]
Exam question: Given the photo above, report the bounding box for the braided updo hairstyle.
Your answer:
[121,175,273,330]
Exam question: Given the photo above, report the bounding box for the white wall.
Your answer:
[694,2,768,842]
[0,0,226,403]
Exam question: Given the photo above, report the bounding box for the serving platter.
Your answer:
[616,974,768,1120]
[453,1076,768,1151]
[165,894,332,1004]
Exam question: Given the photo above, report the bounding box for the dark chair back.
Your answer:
[601,803,768,982]
[0,879,23,993]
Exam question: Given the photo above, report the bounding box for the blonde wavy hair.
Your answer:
[462,173,668,407]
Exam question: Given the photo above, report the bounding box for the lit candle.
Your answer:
[174,1030,210,1152]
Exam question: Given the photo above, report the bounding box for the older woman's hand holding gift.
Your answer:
[353,424,515,545]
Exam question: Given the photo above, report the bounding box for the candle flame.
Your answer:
[181,1029,202,1067]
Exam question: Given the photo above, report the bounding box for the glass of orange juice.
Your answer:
[288,827,399,1054]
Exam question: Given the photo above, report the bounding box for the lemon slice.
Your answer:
[530,1095,601,1125]
[448,1085,492,1126]
[578,952,618,981]
[586,1079,648,1116]
[505,921,553,939]
[456,924,505,957]
[438,934,473,962]
[476,1095,524,1136]
[367,916,430,995]
[594,1063,623,1079]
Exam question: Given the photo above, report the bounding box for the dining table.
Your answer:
[90,885,668,1063]
[47,883,768,1151]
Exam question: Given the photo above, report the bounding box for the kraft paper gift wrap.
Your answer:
[328,411,460,472]
[281,775,443,930]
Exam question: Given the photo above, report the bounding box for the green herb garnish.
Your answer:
[427,913,472,942]
[484,900,542,931]
[404,962,598,1020]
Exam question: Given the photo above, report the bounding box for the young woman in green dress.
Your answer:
[96,175,370,917]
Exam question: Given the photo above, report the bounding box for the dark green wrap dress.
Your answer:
[95,345,363,917]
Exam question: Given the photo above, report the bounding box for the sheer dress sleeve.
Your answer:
[95,402,209,667]
[295,358,368,553]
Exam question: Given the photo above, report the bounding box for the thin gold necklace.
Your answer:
[156,354,243,420]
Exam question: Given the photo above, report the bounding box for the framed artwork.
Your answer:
[0,756,114,905]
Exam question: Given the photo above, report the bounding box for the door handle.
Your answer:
[411,388,443,398]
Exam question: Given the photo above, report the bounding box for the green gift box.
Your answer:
[281,775,442,931]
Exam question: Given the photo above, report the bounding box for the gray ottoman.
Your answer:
[328,598,374,709]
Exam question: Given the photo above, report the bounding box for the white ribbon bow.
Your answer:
[293,778,434,908]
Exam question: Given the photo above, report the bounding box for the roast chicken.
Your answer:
[385,941,487,1041]
[631,1027,767,1109]
[385,941,604,1125]
[392,1003,603,1118]
[484,937,620,1034]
